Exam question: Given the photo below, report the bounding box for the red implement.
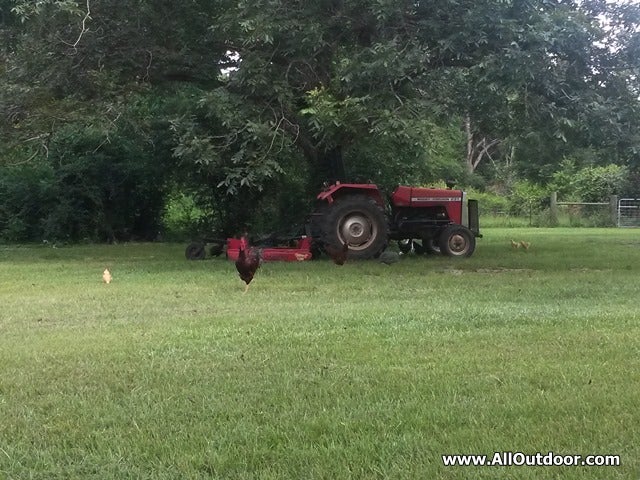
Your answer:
[226,236,312,262]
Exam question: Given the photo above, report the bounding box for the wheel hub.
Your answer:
[448,234,468,253]
[340,214,376,249]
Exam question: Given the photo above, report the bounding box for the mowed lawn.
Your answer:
[1,228,639,479]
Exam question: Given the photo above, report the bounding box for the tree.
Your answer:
[0,0,232,240]
[2,0,639,240]
[440,0,640,179]
[172,1,464,192]
[176,0,640,190]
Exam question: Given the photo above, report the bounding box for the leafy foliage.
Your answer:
[0,109,172,242]
[550,160,632,202]
[1,0,639,240]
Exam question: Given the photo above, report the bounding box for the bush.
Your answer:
[509,181,548,218]
[162,191,208,241]
[0,124,169,243]
[550,160,630,202]
[0,163,57,242]
[466,189,510,216]
[575,165,630,202]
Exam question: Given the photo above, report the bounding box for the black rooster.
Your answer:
[324,240,349,265]
[235,242,261,293]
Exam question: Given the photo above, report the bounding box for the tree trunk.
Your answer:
[465,114,500,173]
[465,114,474,174]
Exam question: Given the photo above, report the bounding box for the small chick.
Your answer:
[511,240,520,249]
[520,241,531,250]
[102,268,112,284]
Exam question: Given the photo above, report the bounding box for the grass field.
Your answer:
[1,228,639,479]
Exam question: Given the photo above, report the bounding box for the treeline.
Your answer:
[1,0,639,242]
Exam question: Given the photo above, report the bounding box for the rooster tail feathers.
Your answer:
[321,236,349,249]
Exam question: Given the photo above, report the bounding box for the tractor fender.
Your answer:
[317,183,386,208]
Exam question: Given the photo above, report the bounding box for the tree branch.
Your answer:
[61,0,91,53]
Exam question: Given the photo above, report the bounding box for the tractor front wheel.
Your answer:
[323,195,388,260]
[439,225,476,257]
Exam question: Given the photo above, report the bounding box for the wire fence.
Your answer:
[550,193,619,227]
[618,198,640,227]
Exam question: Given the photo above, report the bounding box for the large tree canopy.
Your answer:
[0,0,639,239]
[172,0,640,189]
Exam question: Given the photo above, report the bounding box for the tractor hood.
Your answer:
[391,186,463,208]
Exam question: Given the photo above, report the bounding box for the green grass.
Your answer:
[1,228,640,479]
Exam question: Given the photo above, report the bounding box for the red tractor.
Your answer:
[185,181,480,261]
[310,181,481,259]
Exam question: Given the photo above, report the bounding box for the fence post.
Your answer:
[610,195,618,226]
[550,192,558,226]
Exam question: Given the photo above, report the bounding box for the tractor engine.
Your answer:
[387,185,480,256]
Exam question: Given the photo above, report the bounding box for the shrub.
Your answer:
[550,160,630,202]
[508,181,548,218]
[0,124,169,243]
[162,191,208,241]
[0,163,57,242]
[466,189,510,216]
[574,164,631,202]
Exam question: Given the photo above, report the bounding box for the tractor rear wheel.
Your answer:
[439,225,476,257]
[323,195,388,259]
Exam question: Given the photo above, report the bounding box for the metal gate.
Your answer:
[618,198,640,227]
